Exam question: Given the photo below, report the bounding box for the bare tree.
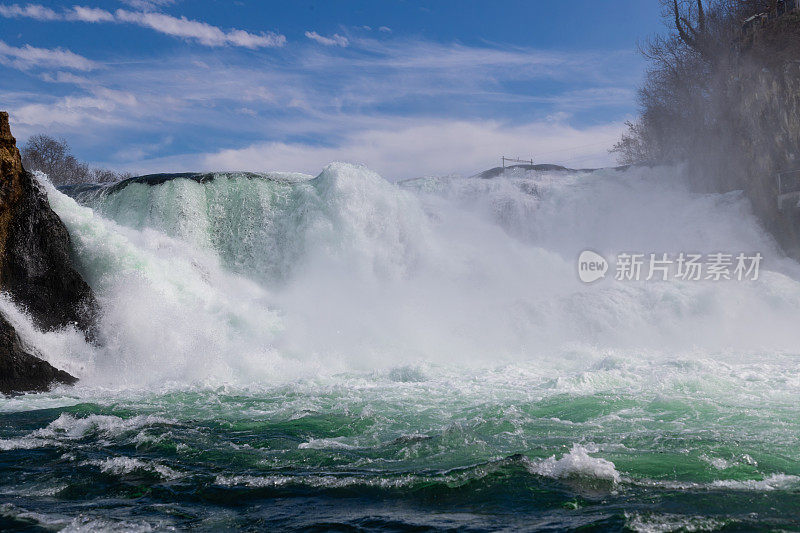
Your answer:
[90,167,132,183]
[669,0,710,54]
[612,1,737,165]
[21,134,130,185]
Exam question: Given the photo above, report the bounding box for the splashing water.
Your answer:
[2,163,800,531]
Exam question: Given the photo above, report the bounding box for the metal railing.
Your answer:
[501,156,534,169]
[777,169,800,195]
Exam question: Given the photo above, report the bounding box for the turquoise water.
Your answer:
[2,165,800,531]
[3,362,800,531]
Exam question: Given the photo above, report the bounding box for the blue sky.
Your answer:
[0,0,664,179]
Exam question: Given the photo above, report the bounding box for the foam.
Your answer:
[34,413,174,440]
[298,437,359,450]
[0,503,165,532]
[709,473,800,491]
[86,457,179,479]
[0,413,177,451]
[625,512,730,533]
[631,473,800,492]
[525,444,621,484]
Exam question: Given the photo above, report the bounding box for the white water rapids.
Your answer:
[3,162,800,392]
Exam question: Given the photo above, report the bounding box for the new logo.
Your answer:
[578,250,608,283]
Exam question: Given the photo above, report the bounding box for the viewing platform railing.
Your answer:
[777,169,800,209]
[501,156,534,169]
[778,169,800,195]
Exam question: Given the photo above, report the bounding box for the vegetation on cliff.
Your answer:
[614,0,800,252]
[21,134,131,186]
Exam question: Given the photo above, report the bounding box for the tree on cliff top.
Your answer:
[610,0,794,166]
[21,134,131,185]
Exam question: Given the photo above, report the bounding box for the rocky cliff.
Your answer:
[732,58,800,256]
[614,8,800,258]
[0,111,98,394]
[670,15,800,257]
[0,112,98,334]
[0,314,76,395]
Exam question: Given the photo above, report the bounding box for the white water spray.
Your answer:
[10,163,800,390]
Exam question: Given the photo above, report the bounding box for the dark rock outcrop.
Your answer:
[475,164,572,180]
[0,111,97,335]
[0,111,97,394]
[0,313,76,395]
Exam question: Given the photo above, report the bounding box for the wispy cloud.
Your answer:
[70,6,114,22]
[115,9,285,48]
[0,3,286,48]
[0,2,57,20]
[11,88,138,129]
[2,30,638,174]
[120,0,177,10]
[304,31,349,47]
[199,118,623,178]
[0,40,97,70]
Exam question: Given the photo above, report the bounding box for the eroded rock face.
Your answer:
[0,111,97,394]
[0,314,76,395]
[0,111,97,335]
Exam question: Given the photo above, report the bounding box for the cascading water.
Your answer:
[2,163,800,531]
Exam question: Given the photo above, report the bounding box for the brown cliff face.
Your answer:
[0,111,25,268]
[0,111,98,336]
[0,111,97,394]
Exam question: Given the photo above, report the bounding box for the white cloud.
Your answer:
[305,31,348,47]
[284,39,637,113]
[40,71,93,85]
[0,3,286,49]
[199,118,624,179]
[0,40,98,70]
[70,6,114,22]
[378,26,391,33]
[112,135,173,161]
[11,86,139,128]
[115,9,285,48]
[0,2,57,19]
[353,39,567,72]
[2,35,638,175]
[119,0,176,10]
[241,86,276,103]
